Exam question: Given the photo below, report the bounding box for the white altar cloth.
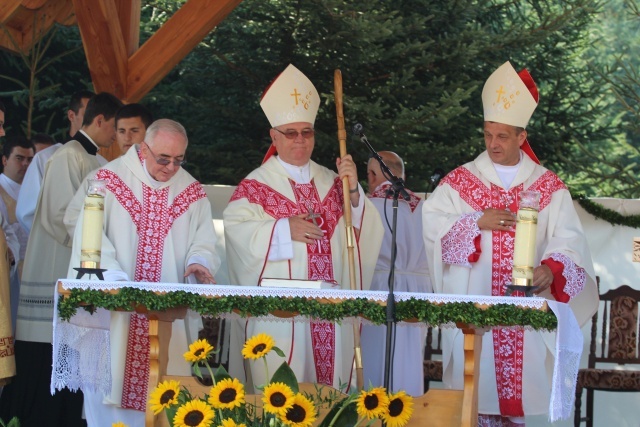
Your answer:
[51,279,580,421]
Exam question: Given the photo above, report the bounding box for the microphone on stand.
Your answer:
[430,168,445,188]
[352,123,364,137]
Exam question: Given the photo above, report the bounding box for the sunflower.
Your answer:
[183,339,215,363]
[279,393,317,427]
[262,382,295,415]
[112,423,128,427]
[149,379,181,414]
[381,391,414,427]
[220,419,247,427]
[208,377,245,410]
[173,399,215,427]
[241,333,275,359]
[355,387,389,419]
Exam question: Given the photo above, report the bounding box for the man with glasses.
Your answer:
[224,64,383,391]
[65,118,220,426]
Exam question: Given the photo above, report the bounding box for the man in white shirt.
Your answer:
[0,136,34,331]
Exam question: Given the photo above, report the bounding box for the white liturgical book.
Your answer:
[259,278,338,289]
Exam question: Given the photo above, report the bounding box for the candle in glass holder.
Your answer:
[80,179,107,269]
[511,190,541,288]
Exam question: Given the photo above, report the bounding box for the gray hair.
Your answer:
[145,118,188,146]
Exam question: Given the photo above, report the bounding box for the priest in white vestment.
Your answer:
[1,92,123,427]
[66,119,220,426]
[223,64,383,392]
[422,62,598,426]
[360,151,431,397]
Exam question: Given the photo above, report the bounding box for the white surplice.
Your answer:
[0,173,27,333]
[66,145,220,425]
[360,182,431,396]
[17,133,102,343]
[422,150,598,417]
[223,156,383,392]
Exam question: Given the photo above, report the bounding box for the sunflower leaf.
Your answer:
[214,365,232,383]
[270,362,299,393]
[317,397,358,427]
[272,345,285,358]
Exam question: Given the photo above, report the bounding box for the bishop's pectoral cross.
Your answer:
[305,204,324,254]
[306,205,321,226]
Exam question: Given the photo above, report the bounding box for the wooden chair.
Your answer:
[574,281,640,426]
[423,326,443,392]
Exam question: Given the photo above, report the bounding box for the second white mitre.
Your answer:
[482,61,538,128]
[260,64,320,127]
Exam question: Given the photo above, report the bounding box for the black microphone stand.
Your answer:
[354,125,409,393]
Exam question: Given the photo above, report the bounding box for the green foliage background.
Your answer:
[1,0,639,196]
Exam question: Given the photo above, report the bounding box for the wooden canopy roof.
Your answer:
[0,0,242,159]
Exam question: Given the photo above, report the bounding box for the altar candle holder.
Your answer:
[74,179,107,280]
[507,190,540,297]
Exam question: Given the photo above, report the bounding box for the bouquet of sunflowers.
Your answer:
[143,334,414,427]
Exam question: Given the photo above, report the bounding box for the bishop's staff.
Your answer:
[334,69,364,390]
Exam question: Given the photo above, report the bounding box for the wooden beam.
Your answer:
[114,0,140,56]
[21,0,50,9]
[0,1,22,25]
[17,0,74,52]
[126,0,243,103]
[0,23,25,54]
[72,0,128,98]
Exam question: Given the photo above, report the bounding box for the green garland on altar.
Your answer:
[57,287,557,330]
[573,193,640,229]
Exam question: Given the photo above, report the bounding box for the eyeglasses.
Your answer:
[273,127,315,140]
[144,141,186,167]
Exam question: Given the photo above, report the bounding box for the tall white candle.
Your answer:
[511,191,540,288]
[80,180,106,269]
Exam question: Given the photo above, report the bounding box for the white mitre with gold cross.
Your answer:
[260,64,320,127]
[482,61,538,128]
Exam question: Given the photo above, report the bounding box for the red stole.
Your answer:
[95,168,207,411]
[442,166,565,416]
[369,183,421,213]
[230,177,344,385]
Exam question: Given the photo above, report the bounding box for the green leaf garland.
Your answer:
[573,193,640,228]
[57,288,557,330]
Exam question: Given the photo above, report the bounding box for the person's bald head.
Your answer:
[367,151,404,191]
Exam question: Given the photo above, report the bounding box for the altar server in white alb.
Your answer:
[360,151,431,397]
[224,64,383,391]
[66,119,220,426]
[422,61,598,425]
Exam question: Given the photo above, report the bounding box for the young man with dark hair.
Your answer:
[115,103,154,154]
[0,92,123,427]
[0,136,34,333]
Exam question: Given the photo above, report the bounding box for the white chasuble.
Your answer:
[67,146,219,416]
[422,151,598,417]
[224,157,383,391]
